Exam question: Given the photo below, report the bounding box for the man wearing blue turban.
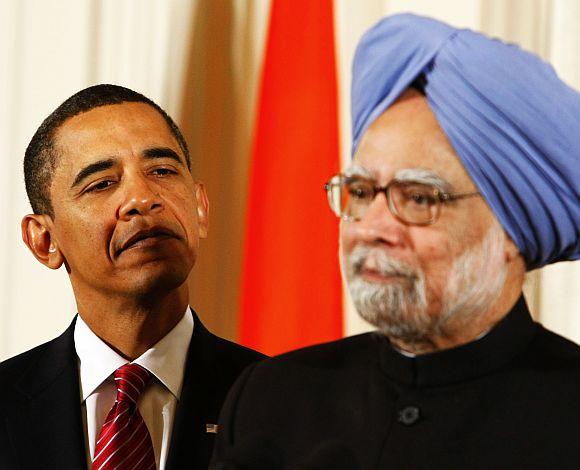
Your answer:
[212,14,580,469]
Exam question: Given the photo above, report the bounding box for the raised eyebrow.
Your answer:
[142,147,184,166]
[71,158,116,189]
[394,168,452,192]
[344,165,374,179]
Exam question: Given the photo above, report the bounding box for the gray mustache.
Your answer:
[349,245,418,279]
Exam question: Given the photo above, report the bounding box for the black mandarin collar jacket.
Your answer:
[213,297,580,470]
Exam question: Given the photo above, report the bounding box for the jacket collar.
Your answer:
[6,317,88,469]
[377,296,538,387]
[165,308,226,469]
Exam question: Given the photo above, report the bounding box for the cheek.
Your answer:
[54,208,115,260]
[412,230,456,288]
[339,222,357,254]
[166,190,200,242]
[71,220,109,249]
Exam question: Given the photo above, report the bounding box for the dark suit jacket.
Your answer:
[212,297,580,469]
[0,310,264,470]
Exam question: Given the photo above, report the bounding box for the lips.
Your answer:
[349,245,417,281]
[115,226,180,256]
[360,259,407,278]
[359,267,408,283]
[359,259,415,279]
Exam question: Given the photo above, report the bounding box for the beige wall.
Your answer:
[0,0,578,360]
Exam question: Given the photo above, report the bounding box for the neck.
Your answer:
[75,284,190,359]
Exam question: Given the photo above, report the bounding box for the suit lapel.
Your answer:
[165,310,225,470]
[5,320,87,470]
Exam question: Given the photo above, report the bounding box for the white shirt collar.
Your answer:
[74,308,194,403]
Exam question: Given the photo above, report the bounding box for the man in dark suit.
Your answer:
[0,84,264,470]
[212,15,580,470]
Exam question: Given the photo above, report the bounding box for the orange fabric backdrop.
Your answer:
[239,0,343,356]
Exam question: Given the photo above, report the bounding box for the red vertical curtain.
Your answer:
[239,0,342,356]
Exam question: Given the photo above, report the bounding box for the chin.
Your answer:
[123,265,191,297]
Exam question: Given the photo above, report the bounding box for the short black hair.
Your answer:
[24,84,190,217]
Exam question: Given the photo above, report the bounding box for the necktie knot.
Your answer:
[114,363,151,404]
[94,362,156,469]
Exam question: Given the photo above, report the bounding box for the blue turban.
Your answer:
[352,14,580,270]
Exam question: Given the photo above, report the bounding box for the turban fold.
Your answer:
[352,14,580,269]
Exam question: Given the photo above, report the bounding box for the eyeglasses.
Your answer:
[324,173,480,226]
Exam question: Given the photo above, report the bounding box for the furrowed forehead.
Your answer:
[49,103,182,181]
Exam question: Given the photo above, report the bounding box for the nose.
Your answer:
[118,174,163,220]
[350,192,406,247]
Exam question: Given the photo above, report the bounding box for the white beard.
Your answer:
[344,222,507,343]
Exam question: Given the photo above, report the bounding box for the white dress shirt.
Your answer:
[74,309,194,470]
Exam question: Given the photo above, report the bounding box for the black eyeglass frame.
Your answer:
[324,173,481,226]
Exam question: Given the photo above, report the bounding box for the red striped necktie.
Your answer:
[92,363,156,470]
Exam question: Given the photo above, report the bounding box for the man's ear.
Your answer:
[195,183,209,239]
[504,233,521,264]
[21,214,64,269]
